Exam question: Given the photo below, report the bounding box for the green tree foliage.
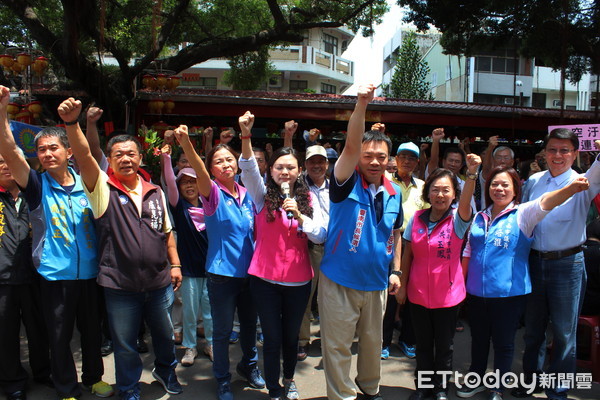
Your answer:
[397,0,600,76]
[223,46,276,90]
[388,32,433,100]
[0,0,389,124]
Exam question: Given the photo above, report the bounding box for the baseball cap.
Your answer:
[176,167,197,182]
[396,142,420,157]
[306,145,328,161]
[326,148,339,160]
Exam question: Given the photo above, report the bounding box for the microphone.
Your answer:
[281,182,294,219]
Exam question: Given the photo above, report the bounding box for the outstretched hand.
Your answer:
[239,111,255,135]
[173,125,190,144]
[57,97,83,124]
[86,106,103,123]
[570,176,590,193]
[466,153,482,173]
[432,128,444,141]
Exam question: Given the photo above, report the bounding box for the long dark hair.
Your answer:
[484,166,522,207]
[264,147,312,222]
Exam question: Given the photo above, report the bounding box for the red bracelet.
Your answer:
[240,134,252,139]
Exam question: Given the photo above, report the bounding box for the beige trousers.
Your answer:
[318,272,387,400]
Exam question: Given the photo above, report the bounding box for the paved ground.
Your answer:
[20,319,599,400]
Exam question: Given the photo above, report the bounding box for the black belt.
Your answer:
[530,245,584,260]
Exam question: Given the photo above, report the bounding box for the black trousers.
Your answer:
[0,279,50,394]
[250,277,311,398]
[382,295,416,347]
[40,278,104,398]
[411,303,459,393]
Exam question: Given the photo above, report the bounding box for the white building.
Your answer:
[421,40,592,110]
[380,29,440,94]
[179,27,356,94]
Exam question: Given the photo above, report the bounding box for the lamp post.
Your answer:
[515,80,524,106]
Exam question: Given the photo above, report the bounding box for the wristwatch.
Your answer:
[390,270,402,278]
[467,172,478,180]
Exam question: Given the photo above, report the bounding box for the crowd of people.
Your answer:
[0,83,599,400]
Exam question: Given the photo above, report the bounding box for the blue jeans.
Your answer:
[523,252,585,397]
[104,285,177,395]
[250,277,311,398]
[180,277,212,348]
[207,274,258,383]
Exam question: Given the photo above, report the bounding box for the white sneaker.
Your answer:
[181,347,198,367]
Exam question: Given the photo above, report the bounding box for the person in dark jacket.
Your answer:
[0,153,51,400]
[58,98,183,400]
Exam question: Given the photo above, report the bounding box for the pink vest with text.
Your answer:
[408,209,466,309]
[248,206,313,283]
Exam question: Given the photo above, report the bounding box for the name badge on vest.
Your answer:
[79,197,89,207]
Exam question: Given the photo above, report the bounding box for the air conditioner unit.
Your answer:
[504,98,514,105]
[552,99,562,107]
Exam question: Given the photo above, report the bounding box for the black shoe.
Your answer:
[511,383,542,398]
[297,344,309,361]
[101,339,113,356]
[236,362,265,389]
[7,391,26,400]
[488,391,503,400]
[136,338,149,353]
[217,381,233,400]
[435,392,448,400]
[33,376,54,388]
[409,390,430,400]
[355,378,383,400]
[151,368,183,395]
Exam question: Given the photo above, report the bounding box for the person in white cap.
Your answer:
[297,145,330,361]
[381,142,430,361]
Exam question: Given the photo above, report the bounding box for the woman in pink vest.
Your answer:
[238,111,326,400]
[397,154,481,400]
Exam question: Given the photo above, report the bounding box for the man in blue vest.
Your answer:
[319,85,403,400]
[57,97,183,400]
[0,86,113,400]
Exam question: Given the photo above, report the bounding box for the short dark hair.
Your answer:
[362,130,392,156]
[34,127,69,149]
[443,147,465,163]
[484,166,522,207]
[422,168,461,205]
[545,128,579,150]
[205,144,239,175]
[106,134,142,155]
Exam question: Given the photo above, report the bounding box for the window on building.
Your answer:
[431,72,438,87]
[323,33,338,55]
[475,49,520,75]
[289,80,308,92]
[321,83,336,94]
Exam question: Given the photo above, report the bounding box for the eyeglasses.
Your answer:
[546,148,575,155]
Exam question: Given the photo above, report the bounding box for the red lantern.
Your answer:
[28,101,42,119]
[164,99,175,113]
[7,103,19,118]
[16,53,32,67]
[0,54,14,68]
[156,74,168,90]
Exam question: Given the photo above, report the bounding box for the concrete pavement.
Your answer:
[19,319,599,400]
